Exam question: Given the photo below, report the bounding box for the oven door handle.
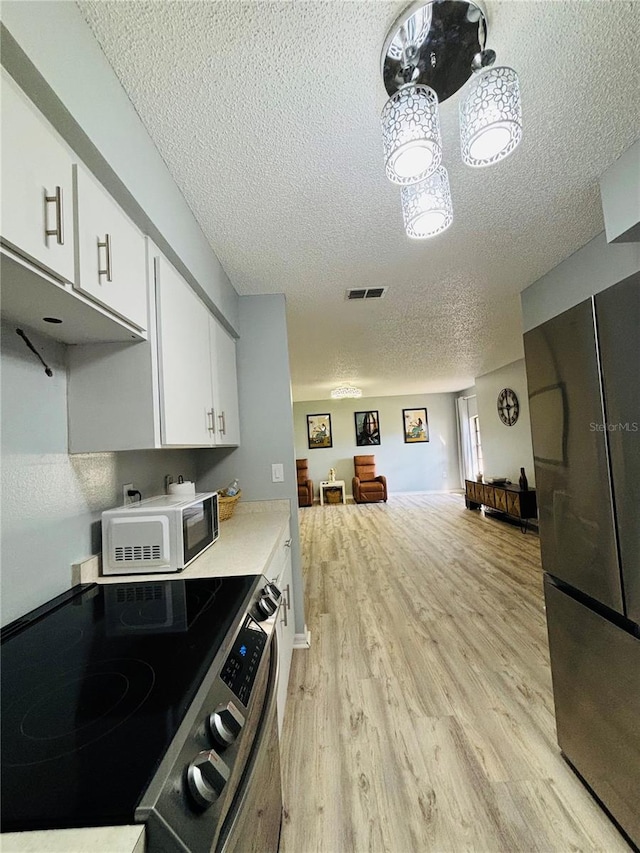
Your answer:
[215,629,281,853]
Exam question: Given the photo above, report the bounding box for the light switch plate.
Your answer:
[271,463,284,483]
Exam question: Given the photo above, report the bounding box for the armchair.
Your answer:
[296,458,314,507]
[352,455,387,503]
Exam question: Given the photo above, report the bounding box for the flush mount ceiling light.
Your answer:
[331,385,363,399]
[380,0,522,238]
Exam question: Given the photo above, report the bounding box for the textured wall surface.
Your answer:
[0,321,199,627]
[475,359,535,487]
[293,392,460,494]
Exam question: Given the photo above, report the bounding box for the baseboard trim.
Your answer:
[293,627,311,649]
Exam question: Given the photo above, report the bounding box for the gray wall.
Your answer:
[197,295,305,634]
[474,359,535,487]
[0,321,199,626]
[1,1,238,333]
[521,231,640,332]
[293,393,460,494]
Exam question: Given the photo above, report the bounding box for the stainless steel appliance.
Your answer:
[524,272,640,847]
[101,492,219,575]
[1,575,283,852]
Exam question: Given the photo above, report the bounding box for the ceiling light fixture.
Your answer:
[330,385,363,399]
[380,0,522,238]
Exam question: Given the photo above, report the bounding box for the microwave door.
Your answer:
[182,498,215,567]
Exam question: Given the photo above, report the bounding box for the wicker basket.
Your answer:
[325,487,342,505]
[218,489,241,521]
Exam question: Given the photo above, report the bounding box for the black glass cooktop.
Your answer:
[0,576,256,832]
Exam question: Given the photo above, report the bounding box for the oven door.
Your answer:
[216,633,282,853]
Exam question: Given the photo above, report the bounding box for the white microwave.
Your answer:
[101,492,219,575]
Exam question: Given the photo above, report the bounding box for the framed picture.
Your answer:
[307,413,332,449]
[354,410,381,446]
[403,408,429,443]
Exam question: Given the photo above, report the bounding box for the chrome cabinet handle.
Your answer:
[218,411,226,435]
[284,538,292,548]
[281,584,290,628]
[44,187,64,245]
[207,409,215,432]
[97,234,112,282]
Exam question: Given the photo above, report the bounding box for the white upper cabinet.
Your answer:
[1,69,75,283]
[74,164,147,331]
[210,317,241,446]
[156,253,214,447]
[68,245,241,452]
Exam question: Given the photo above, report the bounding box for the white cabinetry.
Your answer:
[209,318,241,446]
[264,524,295,735]
[68,246,240,451]
[156,253,240,448]
[0,70,146,344]
[74,165,147,331]
[156,253,213,446]
[1,69,75,283]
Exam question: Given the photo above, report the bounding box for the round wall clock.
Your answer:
[497,387,520,426]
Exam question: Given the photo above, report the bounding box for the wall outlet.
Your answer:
[122,483,134,505]
[271,463,284,483]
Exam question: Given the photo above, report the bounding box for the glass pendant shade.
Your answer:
[460,66,522,167]
[381,84,442,185]
[401,166,453,239]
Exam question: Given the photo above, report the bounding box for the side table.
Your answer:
[319,480,346,506]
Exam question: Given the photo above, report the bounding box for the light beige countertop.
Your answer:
[6,502,290,853]
[1,826,145,853]
[77,504,291,585]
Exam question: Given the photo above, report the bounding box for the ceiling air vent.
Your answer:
[346,287,387,300]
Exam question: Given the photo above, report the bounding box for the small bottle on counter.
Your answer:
[519,467,529,491]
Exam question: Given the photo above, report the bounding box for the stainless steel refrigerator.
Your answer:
[524,272,640,847]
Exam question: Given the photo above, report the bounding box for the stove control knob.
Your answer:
[255,591,278,621]
[186,749,230,809]
[209,701,245,749]
[264,582,281,602]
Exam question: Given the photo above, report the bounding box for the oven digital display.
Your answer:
[220,616,267,706]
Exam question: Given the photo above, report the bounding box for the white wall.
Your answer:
[0,321,199,627]
[196,295,305,634]
[521,231,640,332]
[475,359,535,487]
[293,393,460,495]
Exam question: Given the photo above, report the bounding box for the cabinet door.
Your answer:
[156,255,213,446]
[1,70,75,282]
[74,164,147,331]
[276,552,295,736]
[209,316,241,446]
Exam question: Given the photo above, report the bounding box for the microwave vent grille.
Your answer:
[114,545,162,563]
[115,584,164,603]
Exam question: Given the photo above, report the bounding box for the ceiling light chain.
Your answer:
[380,0,523,239]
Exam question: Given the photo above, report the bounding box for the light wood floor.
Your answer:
[279,493,631,853]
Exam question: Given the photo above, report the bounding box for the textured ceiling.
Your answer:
[77,0,640,401]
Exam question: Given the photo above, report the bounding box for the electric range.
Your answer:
[1,574,283,852]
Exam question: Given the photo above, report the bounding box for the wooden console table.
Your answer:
[465,480,537,532]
